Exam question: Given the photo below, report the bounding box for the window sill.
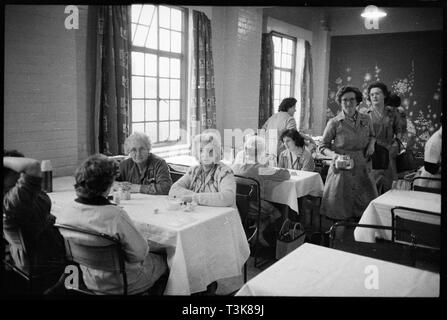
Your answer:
[151,143,191,158]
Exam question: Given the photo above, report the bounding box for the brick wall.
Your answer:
[4,5,94,177]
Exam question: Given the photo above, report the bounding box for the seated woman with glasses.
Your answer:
[116,132,172,195]
[169,131,236,208]
[56,154,168,295]
[232,135,290,247]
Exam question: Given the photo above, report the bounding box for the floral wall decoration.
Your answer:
[327,31,443,157]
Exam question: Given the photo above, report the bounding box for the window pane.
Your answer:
[132,52,144,76]
[274,52,281,68]
[281,53,292,69]
[274,70,280,85]
[171,31,182,53]
[146,122,157,143]
[170,58,180,78]
[131,100,144,122]
[159,78,170,98]
[132,122,144,134]
[140,5,155,26]
[171,8,182,31]
[145,99,157,121]
[159,6,170,29]
[145,53,157,76]
[159,122,169,141]
[170,79,180,99]
[281,71,291,86]
[283,38,293,54]
[132,76,144,98]
[146,13,158,49]
[131,5,142,24]
[145,77,157,98]
[159,99,169,120]
[274,99,280,110]
[131,23,137,41]
[170,100,180,120]
[274,84,280,100]
[170,121,180,140]
[273,36,281,52]
[159,57,170,78]
[160,28,170,51]
[281,85,290,98]
[133,25,148,47]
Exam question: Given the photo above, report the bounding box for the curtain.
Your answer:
[299,40,313,131]
[258,33,274,129]
[94,6,131,155]
[191,11,216,138]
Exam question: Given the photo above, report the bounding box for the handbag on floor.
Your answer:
[276,219,306,260]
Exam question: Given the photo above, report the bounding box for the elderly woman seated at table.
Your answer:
[116,132,172,195]
[232,135,290,247]
[169,132,236,208]
[57,154,168,295]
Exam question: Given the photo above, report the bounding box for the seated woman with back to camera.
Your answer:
[56,154,168,295]
[169,131,236,208]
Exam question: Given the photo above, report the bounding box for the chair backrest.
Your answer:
[54,223,128,295]
[3,223,32,277]
[328,221,417,267]
[411,177,441,194]
[391,206,440,250]
[167,163,189,183]
[234,175,261,240]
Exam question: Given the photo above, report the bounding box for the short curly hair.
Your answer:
[191,131,222,163]
[335,86,363,105]
[74,154,118,199]
[280,129,305,148]
[278,97,297,112]
[124,132,151,155]
[367,82,390,103]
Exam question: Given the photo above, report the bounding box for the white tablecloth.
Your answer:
[263,169,324,212]
[354,190,441,243]
[48,177,250,295]
[236,243,439,297]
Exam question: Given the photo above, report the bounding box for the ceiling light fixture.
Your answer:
[361,5,387,19]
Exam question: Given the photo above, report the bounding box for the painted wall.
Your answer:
[4,5,94,176]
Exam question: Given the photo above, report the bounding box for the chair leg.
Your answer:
[243,263,247,283]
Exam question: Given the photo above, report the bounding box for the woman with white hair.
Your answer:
[169,132,236,207]
[232,135,290,247]
[116,132,172,195]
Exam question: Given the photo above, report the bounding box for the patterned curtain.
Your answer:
[94,6,131,155]
[191,11,216,138]
[299,40,313,131]
[258,33,274,129]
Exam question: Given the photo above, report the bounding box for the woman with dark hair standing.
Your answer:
[365,82,402,194]
[319,86,378,231]
[261,97,316,158]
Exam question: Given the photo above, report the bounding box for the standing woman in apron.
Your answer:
[319,86,378,235]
